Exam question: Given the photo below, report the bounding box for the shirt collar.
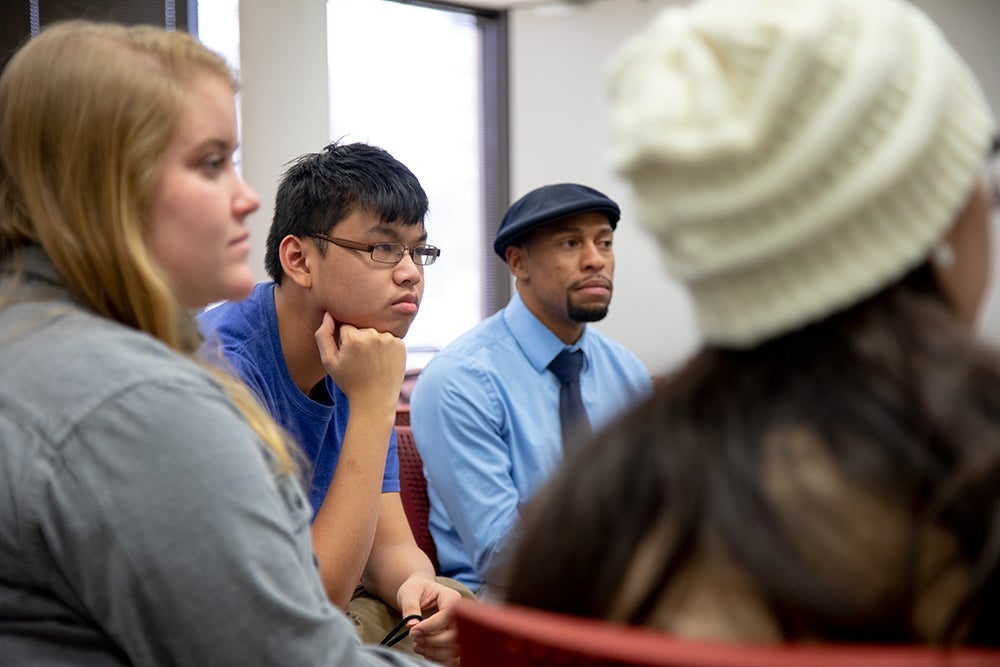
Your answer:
[1,244,59,281]
[503,291,590,373]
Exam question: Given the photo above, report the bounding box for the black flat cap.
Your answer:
[493,183,621,260]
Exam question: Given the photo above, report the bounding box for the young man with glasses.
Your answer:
[199,142,465,665]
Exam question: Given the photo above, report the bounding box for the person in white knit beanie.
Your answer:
[503,0,1000,645]
[607,0,995,347]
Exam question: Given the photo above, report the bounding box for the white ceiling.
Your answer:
[453,0,587,10]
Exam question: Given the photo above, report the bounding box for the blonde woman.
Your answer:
[0,21,422,665]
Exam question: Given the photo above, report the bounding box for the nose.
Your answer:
[235,177,260,219]
[581,239,608,271]
[394,250,423,285]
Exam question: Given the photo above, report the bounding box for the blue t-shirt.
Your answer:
[410,292,651,592]
[198,282,400,517]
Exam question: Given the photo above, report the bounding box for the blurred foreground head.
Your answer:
[608,0,996,347]
[0,21,237,345]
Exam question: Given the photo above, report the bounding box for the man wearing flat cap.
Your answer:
[410,183,651,595]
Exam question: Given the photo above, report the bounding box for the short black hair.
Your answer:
[264,141,429,283]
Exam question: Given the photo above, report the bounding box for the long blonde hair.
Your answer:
[0,21,297,474]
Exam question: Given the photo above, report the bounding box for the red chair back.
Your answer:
[395,423,438,573]
[454,602,1000,667]
[395,404,410,426]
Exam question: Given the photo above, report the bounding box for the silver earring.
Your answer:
[932,241,955,269]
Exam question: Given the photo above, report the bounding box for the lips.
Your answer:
[574,277,613,292]
[394,293,418,306]
[229,233,250,247]
[392,293,420,315]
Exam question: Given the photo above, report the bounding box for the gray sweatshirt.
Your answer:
[0,247,424,666]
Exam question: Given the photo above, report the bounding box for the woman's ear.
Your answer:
[279,235,314,289]
[933,178,993,329]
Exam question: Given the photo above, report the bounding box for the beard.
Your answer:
[568,300,609,323]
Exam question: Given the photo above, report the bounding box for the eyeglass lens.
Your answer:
[371,243,440,266]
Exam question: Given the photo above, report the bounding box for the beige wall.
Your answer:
[239,0,330,285]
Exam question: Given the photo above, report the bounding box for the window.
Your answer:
[196,1,240,73]
[327,0,508,367]
[2,0,192,65]
[196,0,242,171]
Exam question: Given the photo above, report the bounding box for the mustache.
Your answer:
[570,276,613,291]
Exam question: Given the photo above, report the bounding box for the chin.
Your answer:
[389,319,416,339]
[194,282,253,309]
[568,304,610,323]
[224,271,257,301]
[386,325,410,339]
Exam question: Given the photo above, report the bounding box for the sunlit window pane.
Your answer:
[328,0,484,367]
[196,0,242,174]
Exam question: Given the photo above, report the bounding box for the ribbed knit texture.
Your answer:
[607,0,996,347]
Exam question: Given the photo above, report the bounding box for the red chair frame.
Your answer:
[455,602,1000,667]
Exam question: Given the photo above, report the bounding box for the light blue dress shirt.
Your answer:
[409,292,652,592]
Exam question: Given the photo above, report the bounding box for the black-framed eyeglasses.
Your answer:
[307,233,441,266]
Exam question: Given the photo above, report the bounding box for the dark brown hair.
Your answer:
[505,263,1000,644]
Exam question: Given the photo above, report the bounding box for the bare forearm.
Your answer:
[311,411,395,608]
[362,542,436,609]
[361,496,437,608]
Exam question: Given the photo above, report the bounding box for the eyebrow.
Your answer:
[191,137,234,154]
[364,224,428,243]
[549,222,614,235]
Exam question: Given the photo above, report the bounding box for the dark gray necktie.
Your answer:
[547,349,592,450]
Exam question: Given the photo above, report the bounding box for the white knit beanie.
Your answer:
[608,0,996,348]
